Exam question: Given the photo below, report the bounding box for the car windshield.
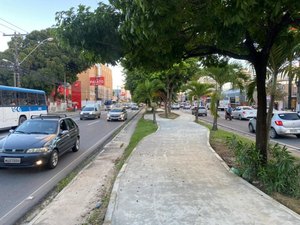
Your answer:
[278,113,300,120]
[199,107,205,109]
[82,107,94,111]
[15,120,58,134]
[110,109,122,112]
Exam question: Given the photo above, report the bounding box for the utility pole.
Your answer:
[2,33,53,87]
[3,32,26,87]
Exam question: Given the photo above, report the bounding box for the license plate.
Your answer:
[4,158,21,164]
[289,129,300,133]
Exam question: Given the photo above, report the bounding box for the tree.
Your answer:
[134,79,164,123]
[112,0,300,164]
[184,81,213,122]
[2,29,92,95]
[199,63,249,130]
[55,3,122,65]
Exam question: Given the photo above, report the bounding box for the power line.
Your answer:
[0,22,18,33]
[0,17,28,34]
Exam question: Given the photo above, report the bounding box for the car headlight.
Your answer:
[27,147,50,153]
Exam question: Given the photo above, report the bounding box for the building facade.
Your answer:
[76,64,113,106]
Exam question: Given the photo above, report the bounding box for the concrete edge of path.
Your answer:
[103,115,161,225]
[204,126,300,220]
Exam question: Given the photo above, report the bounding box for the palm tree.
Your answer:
[133,79,164,123]
[201,63,249,130]
[184,81,213,122]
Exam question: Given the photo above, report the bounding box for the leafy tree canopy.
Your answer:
[55,3,123,65]
[2,28,92,94]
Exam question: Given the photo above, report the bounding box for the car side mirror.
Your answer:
[60,130,69,136]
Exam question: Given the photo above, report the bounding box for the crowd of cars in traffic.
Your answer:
[0,102,140,169]
[172,101,300,139]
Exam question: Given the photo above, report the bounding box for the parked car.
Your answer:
[171,103,180,110]
[248,111,300,138]
[0,114,80,169]
[232,106,257,120]
[80,104,101,120]
[107,108,128,121]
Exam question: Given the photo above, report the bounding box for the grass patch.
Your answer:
[56,170,78,192]
[85,116,158,225]
[115,117,158,171]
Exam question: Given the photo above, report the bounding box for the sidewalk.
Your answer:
[104,110,300,225]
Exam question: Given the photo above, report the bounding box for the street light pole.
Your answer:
[2,37,53,87]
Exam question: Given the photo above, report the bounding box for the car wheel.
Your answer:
[18,116,27,125]
[270,128,278,139]
[296,134,300,138]
[248,123,255,133]
[239,115,242,120]
[72,137,80,152]
[48,149,59,169]
[80,118,83,120]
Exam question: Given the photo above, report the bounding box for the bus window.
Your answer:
[37,93,46,105]
[2,90,16,106]
[17,92,28,105]
[28,93,37,105]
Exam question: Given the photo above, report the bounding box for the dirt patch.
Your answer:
[158,112,179,119]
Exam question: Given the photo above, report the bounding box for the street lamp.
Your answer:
[2,37,53,87]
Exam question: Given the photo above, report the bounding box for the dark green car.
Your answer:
[0,114,80,169]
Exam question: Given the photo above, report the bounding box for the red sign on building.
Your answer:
[72,81,82,109]
[90,77,105,86]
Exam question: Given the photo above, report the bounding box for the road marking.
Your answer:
[88,120,100,126]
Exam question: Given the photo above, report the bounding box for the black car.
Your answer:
[0,114,80,169]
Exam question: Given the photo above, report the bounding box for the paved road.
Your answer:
[0,110,137,225]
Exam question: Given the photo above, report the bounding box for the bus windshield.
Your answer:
[0,85,47,129]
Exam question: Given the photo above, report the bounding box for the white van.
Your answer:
[80,104,101,120]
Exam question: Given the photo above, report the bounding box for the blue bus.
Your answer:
[0,85,47,129]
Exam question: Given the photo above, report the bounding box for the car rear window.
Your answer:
[242,107,253,110]
[278,113,300,120]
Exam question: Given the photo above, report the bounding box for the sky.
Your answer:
[0,0,124,88]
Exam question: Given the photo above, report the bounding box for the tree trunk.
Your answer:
[164,99,168,118]
[266,72,278,149]
[288,75,293,110]
[195,100,200,122]
[212,99,219,131]
[254,60,268,165]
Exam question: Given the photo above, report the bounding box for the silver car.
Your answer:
[248,111,300,138]
[107,108,128,121]
[80,104,101,120]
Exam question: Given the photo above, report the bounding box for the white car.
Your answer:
[248,111,300,138]
[197,106,207,116]
[232,106,257,120]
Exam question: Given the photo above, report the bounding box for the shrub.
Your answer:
[226,135,261,182]
[226,136,300,197]
[258,144,300,197]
